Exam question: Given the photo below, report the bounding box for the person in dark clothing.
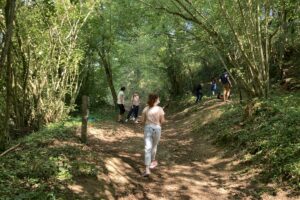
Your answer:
[194,83,203,103]
[219,69,232,102]
[117,87,126,122]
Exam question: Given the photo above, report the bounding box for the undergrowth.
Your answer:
[0,106,116,199]
[196,92,300,192]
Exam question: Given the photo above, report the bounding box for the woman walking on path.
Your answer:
[141,94,165,177]
[125,92,140,123]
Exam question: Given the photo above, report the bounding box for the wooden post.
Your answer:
[81,95,89,143]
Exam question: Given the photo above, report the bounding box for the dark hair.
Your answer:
[121,87,126,91]
[147,93,159,107]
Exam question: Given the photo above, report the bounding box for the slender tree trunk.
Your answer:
[264,0,270,98]
[17,22,29,129]
[98,51,117,106]
[81,95,89,143]
[186,64,194,90]
[0,0,16,73]
[279,2,288,81]
[0,0,16,151]
[165,35,183,96]
[0,43,13,150]
[10,21,29,130]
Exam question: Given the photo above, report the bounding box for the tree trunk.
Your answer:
[1,45,13,151]
[81,95,89,143]
[0,0,16,73]
[0,0,16,151]
[165,34,184,96]
[279,2,288,81]
[98,51,117,106]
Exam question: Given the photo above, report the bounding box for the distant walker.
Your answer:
[219,70,232,102]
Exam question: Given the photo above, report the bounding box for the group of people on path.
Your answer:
[116,87,165,177]
[194,69,232,103]
[115,69,231,177]
[117,87,140,124]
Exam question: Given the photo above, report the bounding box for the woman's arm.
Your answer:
[160,114,165,124]
[141,111,146,124]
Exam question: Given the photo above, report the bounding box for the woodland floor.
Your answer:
[65,99,297,200]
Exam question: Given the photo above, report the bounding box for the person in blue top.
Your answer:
[211,78,217,96]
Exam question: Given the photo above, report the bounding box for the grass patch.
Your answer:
[195,92,300,191]
[69,105,117,124]
[0,107,116,199]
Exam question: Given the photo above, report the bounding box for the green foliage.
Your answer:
[0,3,299,198]
[71,161,98,177]
[0,105,119,199]
[0,118,103,199]
[0,1,96,150]
[196,92,300,190]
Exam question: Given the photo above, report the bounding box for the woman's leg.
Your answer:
[223,86,227,102]
[144,126,153,174]
[195,93,200,103]
[120,105,125,121]
[224,84,230,101]
[151,128,161,163]
[118,104,124,121]
[226,87,231,101]
[134,106,139,119]
[126,107,134,120]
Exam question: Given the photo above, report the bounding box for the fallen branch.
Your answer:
[0,143,21,157]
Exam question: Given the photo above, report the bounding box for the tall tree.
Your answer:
[0,0,16,150]
[145,0,300,99]
[0,0,94,150]
[81,2,118,105]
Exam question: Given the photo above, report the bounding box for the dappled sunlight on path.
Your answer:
[68,100,297,200]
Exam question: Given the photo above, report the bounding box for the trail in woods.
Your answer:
[68,100,296,200]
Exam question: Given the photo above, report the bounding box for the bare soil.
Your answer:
[68,100,297,200]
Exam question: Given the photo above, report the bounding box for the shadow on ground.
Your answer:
[50,98,298,200]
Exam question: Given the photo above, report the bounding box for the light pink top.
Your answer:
[132,95,140,106]
[142,106,165,126]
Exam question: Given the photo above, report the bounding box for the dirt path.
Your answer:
[69,100,296,200]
